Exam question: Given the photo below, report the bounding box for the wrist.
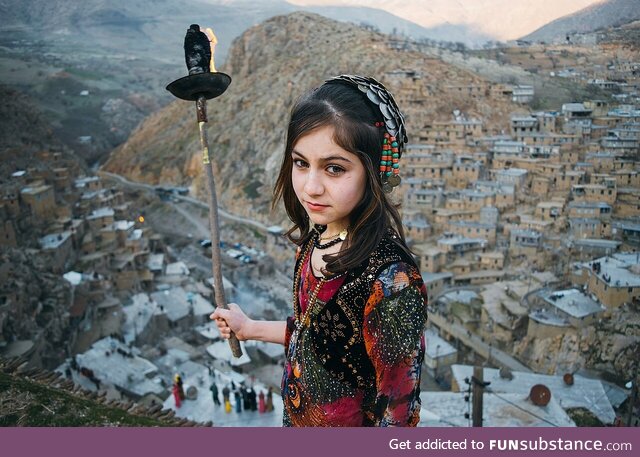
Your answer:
[245,318,258,341]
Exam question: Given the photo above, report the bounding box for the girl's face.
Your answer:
[291,125,366,235]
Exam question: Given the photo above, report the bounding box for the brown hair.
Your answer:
[272,80,411,276]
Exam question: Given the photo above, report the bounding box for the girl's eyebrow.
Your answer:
[291,149,353,164]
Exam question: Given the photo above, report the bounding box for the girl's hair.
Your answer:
[272,80,411,275]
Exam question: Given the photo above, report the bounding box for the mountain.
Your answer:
[0,0,608,166]
[288,0,602,44]
[102,12,518,224]
[280,4,493,45]
[0,85,88,178]
[0,0,444,64]
[0,0,445,164]
[0,85,61,152]
[522,0,640,43]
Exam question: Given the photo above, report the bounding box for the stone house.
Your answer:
[52,167,71,193]
[86,207,115,232]
[570,239,621,260]
[423,328,458,378]
[476,251,505,270]
[453,269,505,286]
[571,184,617,205]
[512,85,534,104]
[613,222,640,249]
[613,188,640,218]
[569,218,612,238]
[404,218,432,243]
[39,231,74,273]
[567,202,612,220]
[571,253,640,309]
[551,170,585,192]
[403,188,444,211]
[447,220,497,246]
[480,281,529,350]
[458,189,495,211]
[20,185,56,220]
[531,176,551,196]
[437,235,488,263]
[413,244,445,273]
[475,181,515,209]
[535,201,564,221]
[432,208,477,228]
[422,272,453,299]
[611,169,639,188]
[447,158,483,189]
[509,229,542,258]
[537,288,605,329]
[510,115,538,141]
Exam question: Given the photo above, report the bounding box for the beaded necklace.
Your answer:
[313,228,347,250]
[290,233,326,361]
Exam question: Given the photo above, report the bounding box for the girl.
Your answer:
[211,75,428,427]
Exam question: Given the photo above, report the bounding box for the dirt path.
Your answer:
[169,201,210,239]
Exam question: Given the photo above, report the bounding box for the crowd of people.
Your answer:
[172,373,275,416]
[211,380,275,414]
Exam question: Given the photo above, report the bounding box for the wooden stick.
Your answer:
[197,95,242,357]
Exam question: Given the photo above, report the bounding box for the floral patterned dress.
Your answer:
[282,233,428,426]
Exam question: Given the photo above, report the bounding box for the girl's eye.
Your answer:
[293,159,308,168]
[326,165,345,175]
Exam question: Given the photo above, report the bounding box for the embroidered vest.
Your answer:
[293,231,423,396]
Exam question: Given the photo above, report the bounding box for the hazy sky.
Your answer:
[286,0,605,40]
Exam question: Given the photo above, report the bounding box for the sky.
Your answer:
[285,0,605,40]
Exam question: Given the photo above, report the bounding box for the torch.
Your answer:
[166,24,242,357]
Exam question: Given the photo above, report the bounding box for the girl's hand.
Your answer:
[210,303,253,341]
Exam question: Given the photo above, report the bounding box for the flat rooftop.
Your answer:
[424,329,457,360]
[586,253,640,288]
[419,392,574,427]
[450,364,616,424]
[541,288,604,319]
[75,337,163,398]
[39,231,72,250]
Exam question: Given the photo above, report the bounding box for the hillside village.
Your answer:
[1,13,639,427]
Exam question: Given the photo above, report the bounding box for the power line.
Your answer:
[486,388,560,427]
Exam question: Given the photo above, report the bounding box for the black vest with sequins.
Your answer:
[294,230,423,397]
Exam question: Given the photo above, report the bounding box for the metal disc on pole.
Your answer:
[166,24,242,357]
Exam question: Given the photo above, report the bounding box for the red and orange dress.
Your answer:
[282,230,428,426]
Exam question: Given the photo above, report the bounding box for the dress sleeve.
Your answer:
[363,261,428,427]
[283,316,296,354]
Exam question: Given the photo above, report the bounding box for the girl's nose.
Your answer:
[304,170,324,196]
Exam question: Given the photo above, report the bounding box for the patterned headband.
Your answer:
[325,74,408,192]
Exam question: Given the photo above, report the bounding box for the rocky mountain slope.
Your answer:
[514,305,640,382]
[0,85,61,152]
[0,85,88,178]
[102,12,518,224]
[0,0,439,164]
[522,0,640,43]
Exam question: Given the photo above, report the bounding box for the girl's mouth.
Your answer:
[306,201,329,211]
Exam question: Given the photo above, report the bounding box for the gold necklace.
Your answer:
[290,235,326,360]
[319,228,348,241]
[292,237,326,328]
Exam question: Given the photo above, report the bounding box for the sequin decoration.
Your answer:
[281,230,428,427]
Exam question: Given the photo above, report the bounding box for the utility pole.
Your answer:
[472,365,490,427]
[627,364,639,427]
